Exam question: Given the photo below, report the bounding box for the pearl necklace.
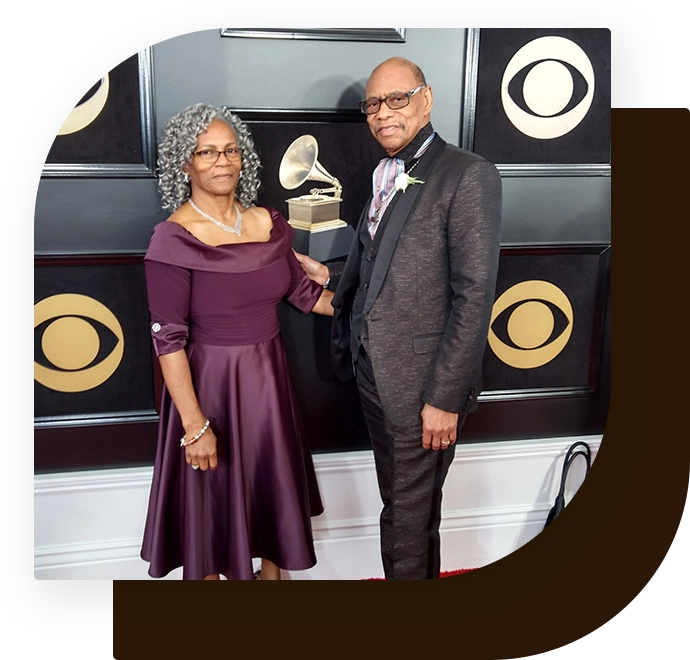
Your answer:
[189,198,242,236]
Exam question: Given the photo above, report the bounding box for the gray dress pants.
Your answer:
[355,346,459,580]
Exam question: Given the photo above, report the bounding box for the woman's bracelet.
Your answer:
[180,419,210,447]
[322,275,331,289]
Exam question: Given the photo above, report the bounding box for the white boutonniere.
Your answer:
[394,173,425,192]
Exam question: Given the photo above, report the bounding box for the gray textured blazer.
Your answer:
[331,134,502,431]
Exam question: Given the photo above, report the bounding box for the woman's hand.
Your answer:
[158,350,219,471]
[292,250,330,286]
[183,423,218,471]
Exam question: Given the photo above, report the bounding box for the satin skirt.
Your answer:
[141,335,323,580]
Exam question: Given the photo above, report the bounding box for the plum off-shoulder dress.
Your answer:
[140,206,324,580]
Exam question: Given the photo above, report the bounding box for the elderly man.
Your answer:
[296,57,502,579]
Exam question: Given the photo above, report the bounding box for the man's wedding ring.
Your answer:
[191,464,200,470]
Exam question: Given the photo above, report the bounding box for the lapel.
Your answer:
[364,136,447,314]
[331,196,371,309]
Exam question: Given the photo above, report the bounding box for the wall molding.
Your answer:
[35,435,600,579]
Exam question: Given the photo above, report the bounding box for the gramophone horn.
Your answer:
[279,134,340,190]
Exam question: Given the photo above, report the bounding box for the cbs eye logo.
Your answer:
[34,294,124,392]
[501,36,595,140]
[488,281,573,369]
[58,75,110,136]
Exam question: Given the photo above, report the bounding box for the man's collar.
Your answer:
[395,122,435,162]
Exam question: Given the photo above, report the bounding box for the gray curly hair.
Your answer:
[157,104,262,211]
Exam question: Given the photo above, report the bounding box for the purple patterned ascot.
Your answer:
[367,128,436,238]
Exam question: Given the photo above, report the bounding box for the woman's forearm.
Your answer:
[158,349,207,435]
[311,289,334,316]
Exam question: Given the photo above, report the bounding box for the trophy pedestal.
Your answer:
[289,222,355,262]
[286,194,354,261]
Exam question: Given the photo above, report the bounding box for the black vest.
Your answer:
[350,208,394,358]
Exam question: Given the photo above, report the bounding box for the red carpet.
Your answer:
[364,568,476,580]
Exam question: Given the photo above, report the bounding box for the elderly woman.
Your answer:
[140,104,333,580]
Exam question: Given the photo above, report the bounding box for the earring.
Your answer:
[183,172,190,184]
[239,170,243,179]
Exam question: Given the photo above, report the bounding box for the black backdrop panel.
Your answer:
[463,245,611,443]
[34,257,156,421]
[472,28,611,165]
[237,110,385,227]
[45,55,144,167]
[34,256,160,473]
[482,246,610,394]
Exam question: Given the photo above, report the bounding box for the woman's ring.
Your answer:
[441,440,450,447]
[191,464,200,470]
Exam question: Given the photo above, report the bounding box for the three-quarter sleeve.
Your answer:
[284,248,324,313]
[144,259,192,356]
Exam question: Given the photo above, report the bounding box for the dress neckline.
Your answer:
[164,204,277,248]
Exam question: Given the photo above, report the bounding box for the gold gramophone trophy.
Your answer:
[279,135,355,262]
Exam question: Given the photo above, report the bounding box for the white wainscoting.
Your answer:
[34,435,600,580]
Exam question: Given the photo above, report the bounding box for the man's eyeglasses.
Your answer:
[193,148,242,163]
[359,85,426,115]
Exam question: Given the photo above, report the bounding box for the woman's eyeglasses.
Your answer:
[193,148,242,163]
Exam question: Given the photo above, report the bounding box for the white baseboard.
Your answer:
[34,435,600,580]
